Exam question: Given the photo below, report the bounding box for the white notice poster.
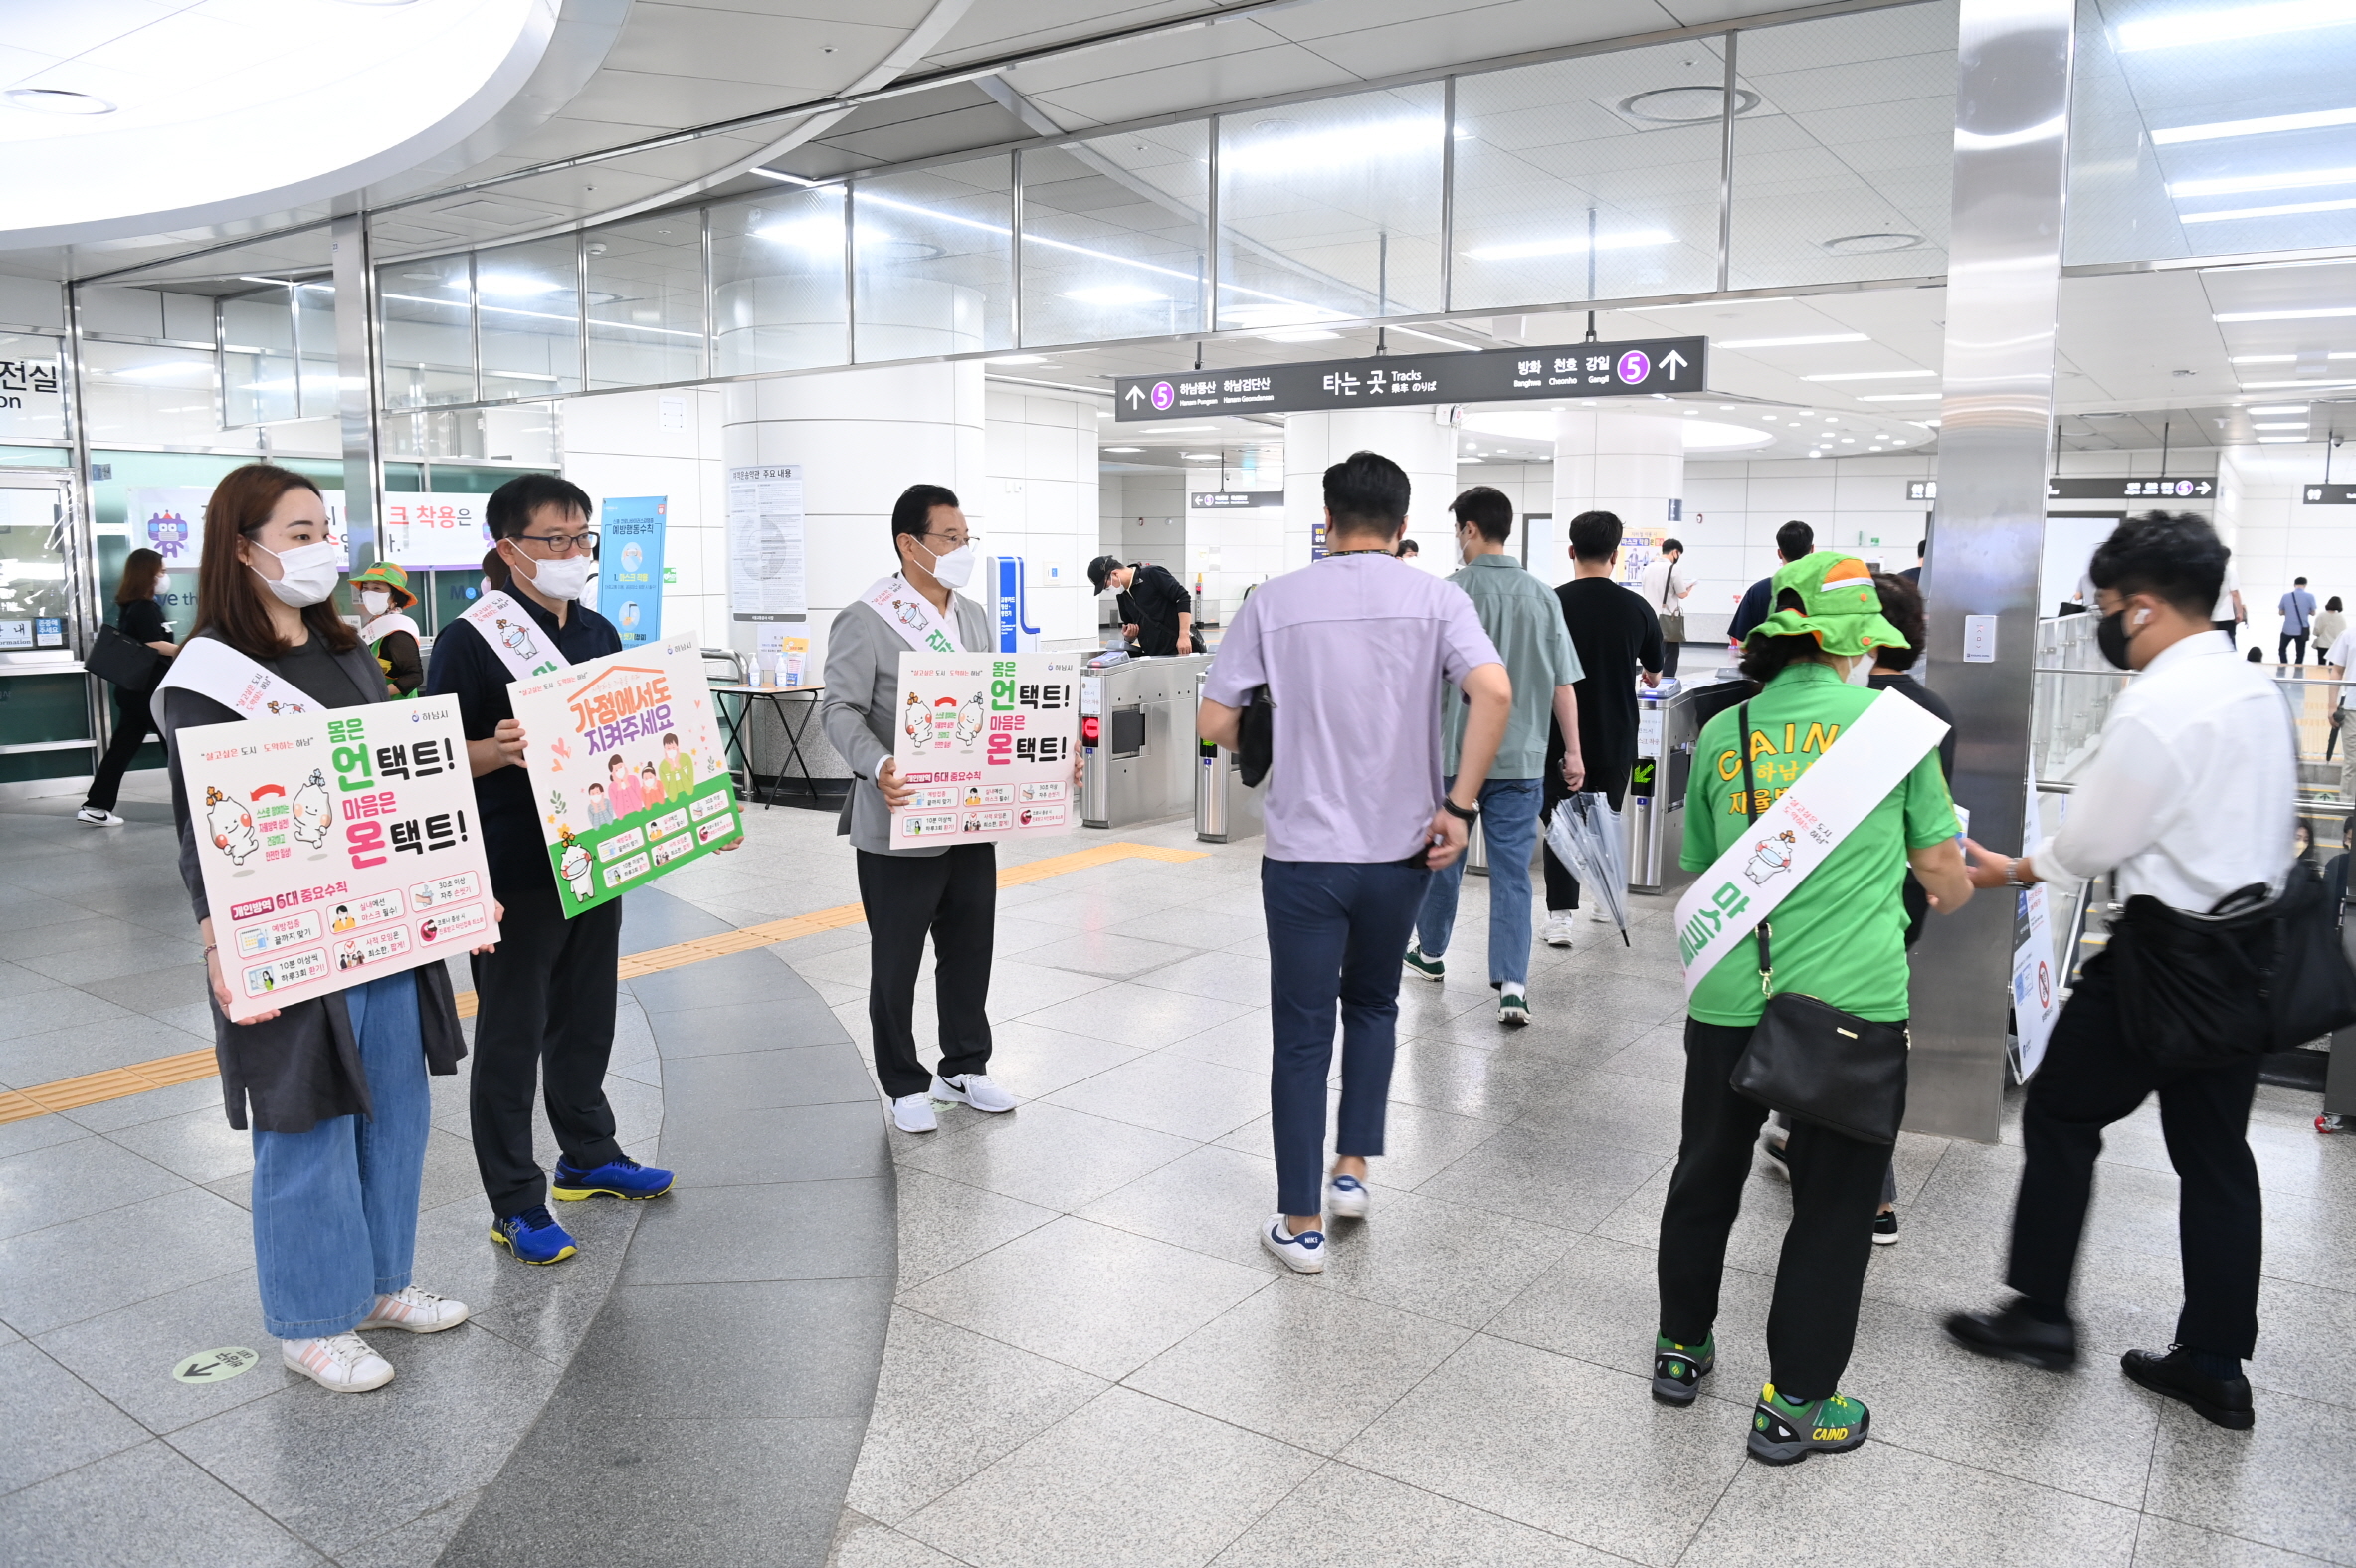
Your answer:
[889,652,1080,845]
[2011,785,2062,1080]
[727,464,806,618]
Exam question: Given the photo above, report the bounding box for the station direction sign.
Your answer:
[2046,477,2213,501]
[2302,483,2356,504]
[1189,490,1283,508]
[1113,336,1708,421]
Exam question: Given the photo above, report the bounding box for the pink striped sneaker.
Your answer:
[359,1286,471,1334]
[282,1332,394,1393]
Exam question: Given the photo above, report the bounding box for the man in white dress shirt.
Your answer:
[1637,538,1695,677]
[1943,513,2293,1431]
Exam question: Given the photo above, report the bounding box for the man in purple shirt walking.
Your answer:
[1199,451,1511,1274]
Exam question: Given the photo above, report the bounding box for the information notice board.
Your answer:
[726,464,806,619]
[889,652,1080,845]
[507,629,743,914]
[178,696,497,1022]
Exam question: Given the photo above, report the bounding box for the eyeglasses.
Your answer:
[921,530,980,550]
[514,529,599,556]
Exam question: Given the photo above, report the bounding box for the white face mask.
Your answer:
[519,550,594,603]
[921,540,977,591]
[1845,653,1877,686]
[359,589,391,616]
[249,540,341,609]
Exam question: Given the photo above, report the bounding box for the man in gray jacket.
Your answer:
[822,484,1019,1133]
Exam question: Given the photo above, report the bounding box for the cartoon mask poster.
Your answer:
[177,696,496,1022]
[890,653,1080,844]
[506,628,742,916]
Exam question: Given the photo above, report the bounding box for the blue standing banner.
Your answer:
[992,554,1040,653]
[598,496,667,647]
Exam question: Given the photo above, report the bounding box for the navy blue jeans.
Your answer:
[1263,856,1431,1217]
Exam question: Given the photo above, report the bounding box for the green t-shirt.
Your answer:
[1678,663,1959,1026]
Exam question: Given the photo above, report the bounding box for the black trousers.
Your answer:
[858,844,995,1098]
[83,687,155,812]
[1541,763,1628,911]
[2279,632,2310,665]
[468,879,623,1217]
[2005,956,2262,1358]
[1658,1017,1895,1400]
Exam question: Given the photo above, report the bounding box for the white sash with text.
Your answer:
[859,575,964,655]
[458,590,570,680]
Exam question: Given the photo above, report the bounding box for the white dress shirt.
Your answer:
[2037,630,2295,911]
[1639,556,1692,615]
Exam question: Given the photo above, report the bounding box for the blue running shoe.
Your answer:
[551,1153,674,1202]
[491,1205,578,1266]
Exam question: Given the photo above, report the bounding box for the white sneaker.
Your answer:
[75,807,123,826]
[358,1285,470,1334]
[1326,1174,1370,1220]
[1260,1214,1326,1274]
[892,1093,938,1133]
[1542,912,1576,948]
[1590,904,1615,923]
[935,1073,1018,1113]
[282,1332,394,1393]
[1757,1128,1792,1182]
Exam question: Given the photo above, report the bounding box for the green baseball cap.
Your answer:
[1749,549,1907,658]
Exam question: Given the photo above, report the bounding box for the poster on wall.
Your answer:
[1616,523,1667,587]
[381,494,491,570]
[507,628,742,916]
[888,651,1080,845]
[128,486,351,572]
[2011,786,2062,1080]
[597,495,667,647]
[176,695,497,1023]
[726,464,806,619]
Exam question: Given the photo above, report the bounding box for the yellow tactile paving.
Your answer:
[1,841,1206,1122]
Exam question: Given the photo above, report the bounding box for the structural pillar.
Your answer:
[1909,0,2075,1142]
[1282,406,1458,572]
[330,212,384,563]
[1548,409,1685,581]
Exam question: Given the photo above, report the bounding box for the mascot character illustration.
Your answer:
[902,691,926,741]
[204,786,261,866]
[495,616,543,667]
[1743,828,1799,887]
[954,691,986,748]
[291,769,333,849]
[557,828,594,901]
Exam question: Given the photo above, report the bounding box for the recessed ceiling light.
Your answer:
[1716,333,1872,348]
[2259,436,2310,442]
[987,355,1052,365]
[2156,104,2356,144]
[2255,421,2312,430]
[2241,378,2356,388]
[1617,86,1760,123]
[2232,354,2298,364]
[2118,1,2356,53]
[2218,305,2356,321]
[1821,232,1923,254]
[1104,447,1143,453]
[2170,165,2356,199]
[2250,403,2312,413]
[1183,452,1220,459]
[5,88,115,115]
[1803,370,1936,382]
[1860,393,1942,402]
[2186,196,2356,223]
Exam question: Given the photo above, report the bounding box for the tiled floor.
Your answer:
[774,810,2356,1568]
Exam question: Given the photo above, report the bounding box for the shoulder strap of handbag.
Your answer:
[154,635,317,717]
[1738,703,1778,992]
[1673,686,1948,996]
[456,590,570,680]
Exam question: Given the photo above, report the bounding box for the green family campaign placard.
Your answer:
[508,629,742,914]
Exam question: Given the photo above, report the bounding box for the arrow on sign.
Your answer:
[2196,482,2212,495]
[1662,350,1689,380]
[1124,386,1146,408]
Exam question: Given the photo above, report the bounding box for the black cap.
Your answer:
[1087,555,1123,594]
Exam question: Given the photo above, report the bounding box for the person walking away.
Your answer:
[825,485,1023,1135]
[1899,539,1924,586]
[1944,512,2295,1431]
[2213,559,2245,647]
[1088,555,1196,656]
[350,560,424,696]
[2312,596,2344,666]
[1757,573,1952,1245]
[1728,520,1814,644]
[78,547,177,825]
[1199,450,1510,1274]
[1403,486,1585,1025]
[1640,536,1697,677]
[2279,576,2317,668]
[1653,550,1970,1462]
[156,465,480,1393]
[426,473,673,1269]
[1543,511,1665,945]
[2327,614,2356,790]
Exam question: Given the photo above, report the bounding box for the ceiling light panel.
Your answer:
[2152,105,2356,144]
[1716,334,1872,348]
[2117,1,2356,53]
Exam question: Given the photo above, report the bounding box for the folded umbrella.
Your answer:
[1546,793,1632,947]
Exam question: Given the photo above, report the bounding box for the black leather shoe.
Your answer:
[1943,1302,2077,1371]
[2121,1346,2255,1430]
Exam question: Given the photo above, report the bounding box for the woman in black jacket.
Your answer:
[158,465,488,1395]
[77,547,177,825]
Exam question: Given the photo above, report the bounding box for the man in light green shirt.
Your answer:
[1405,487,1586,1024]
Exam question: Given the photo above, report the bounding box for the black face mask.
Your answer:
[2095,608,2134,670]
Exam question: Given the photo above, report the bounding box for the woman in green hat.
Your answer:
[350,561,423,697]
[1649,549,1973,1465]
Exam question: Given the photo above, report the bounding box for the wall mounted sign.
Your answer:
[2303,484,2356,504]
[1113,337,1708,421]
[1188,491,1283,509]
[2045,477,2212,500]
[725,464,806,619]
[596,495,667,647]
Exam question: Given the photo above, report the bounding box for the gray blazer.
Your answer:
[821,592,993,856]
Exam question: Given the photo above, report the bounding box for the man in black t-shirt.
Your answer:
[1088,556,1195,656]
[1544,510,1663,945]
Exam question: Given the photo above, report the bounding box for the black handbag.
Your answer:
[1723,701,1911,1145]
[87,623,166,690]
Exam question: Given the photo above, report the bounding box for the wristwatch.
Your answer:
[1442,797,1479,824]
[2004,858,2027,887]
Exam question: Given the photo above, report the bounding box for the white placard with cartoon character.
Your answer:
[177,695,496,1022]
[506,627,742,915]
[888,652,1080,845]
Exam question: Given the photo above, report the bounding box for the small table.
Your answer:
[710,682,827,809]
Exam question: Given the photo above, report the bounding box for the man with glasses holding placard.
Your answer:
[428,474,673,1268]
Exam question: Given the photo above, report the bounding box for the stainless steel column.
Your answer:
[1909,0,2075,1142]
[330,213,385,560]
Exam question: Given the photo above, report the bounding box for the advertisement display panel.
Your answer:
[129,486,351,571]
[597,495,667,647]
[176,695,496,1022]
[507,629,741,914]
[888,652,1080,845]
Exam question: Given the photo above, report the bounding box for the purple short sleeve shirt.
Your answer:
[1203,553,1502,863]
